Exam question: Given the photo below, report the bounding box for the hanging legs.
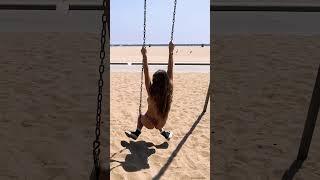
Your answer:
[125,115,173,140]
[125,114,152,140]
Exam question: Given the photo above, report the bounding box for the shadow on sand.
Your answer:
[110,140,169,172]
[109,83,212,178]
[152,82,212,180]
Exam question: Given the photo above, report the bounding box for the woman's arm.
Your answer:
[141,47,151,95]
[167,42,174,80]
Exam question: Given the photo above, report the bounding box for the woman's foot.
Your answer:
[125,129,141,140]
[161,130,173,140]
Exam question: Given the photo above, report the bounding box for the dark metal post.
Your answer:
[297,65,320,161]
[202,82,212,113]
[282,65,320,180]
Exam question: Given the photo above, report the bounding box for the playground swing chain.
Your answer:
[139,0,147,117]
[92,0,108,179]
[138,0,178,117]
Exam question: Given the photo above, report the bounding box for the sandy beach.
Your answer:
[0,32,110,180]
[110,45,211,179]
[0,32,210,179]
[212,34,320,180]
[111,46,210,64]
[110,72,210,180]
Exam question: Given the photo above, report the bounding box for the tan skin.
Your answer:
[137,41,174,131]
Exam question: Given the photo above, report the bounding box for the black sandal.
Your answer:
[161,130,173,140]
[125,131,139,140]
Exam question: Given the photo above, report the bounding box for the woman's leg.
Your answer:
[136,115,143,130]
[155,119,166,130]
[125,115,144,140]
[140,114,155,129]
[125,114,154,140]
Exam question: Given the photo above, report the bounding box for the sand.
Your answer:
[111,46,210,64]
[0,32,110,180]
[212,34,320,180]
[110,41,211,180]
[0,32,210,179]
[110,72,210,180]
[110,47,211,178]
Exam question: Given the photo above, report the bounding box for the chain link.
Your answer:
[139,0,177,116]
[143,0,147,47]
[139,0,147,117]
[93,0,108,179]
[170,0,177,42]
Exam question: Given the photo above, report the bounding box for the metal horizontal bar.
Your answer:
[111,44,210,47]
[0,4,56,10]
[69,4,102,11]
[110,63,128,65]
[175,63,210,66]
[211,5,320,12]
[110,62,210,66]
[0,4,104,11]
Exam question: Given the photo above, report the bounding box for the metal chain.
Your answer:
[139,0,147,117]
[93,0,108,179]
[139,0,176,116]
[170,0,177,42]
[143,0,147,47]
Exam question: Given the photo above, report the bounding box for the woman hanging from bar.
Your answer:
[125,41,175,141]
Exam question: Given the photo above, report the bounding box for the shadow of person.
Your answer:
[110,140,169,172]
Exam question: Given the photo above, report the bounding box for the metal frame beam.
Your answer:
[0,4,56,10]
[2,4,320,12]
[69,4,102,11]
[211,5,320,12]
[0,3,110,36]
[0,4,103,11]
